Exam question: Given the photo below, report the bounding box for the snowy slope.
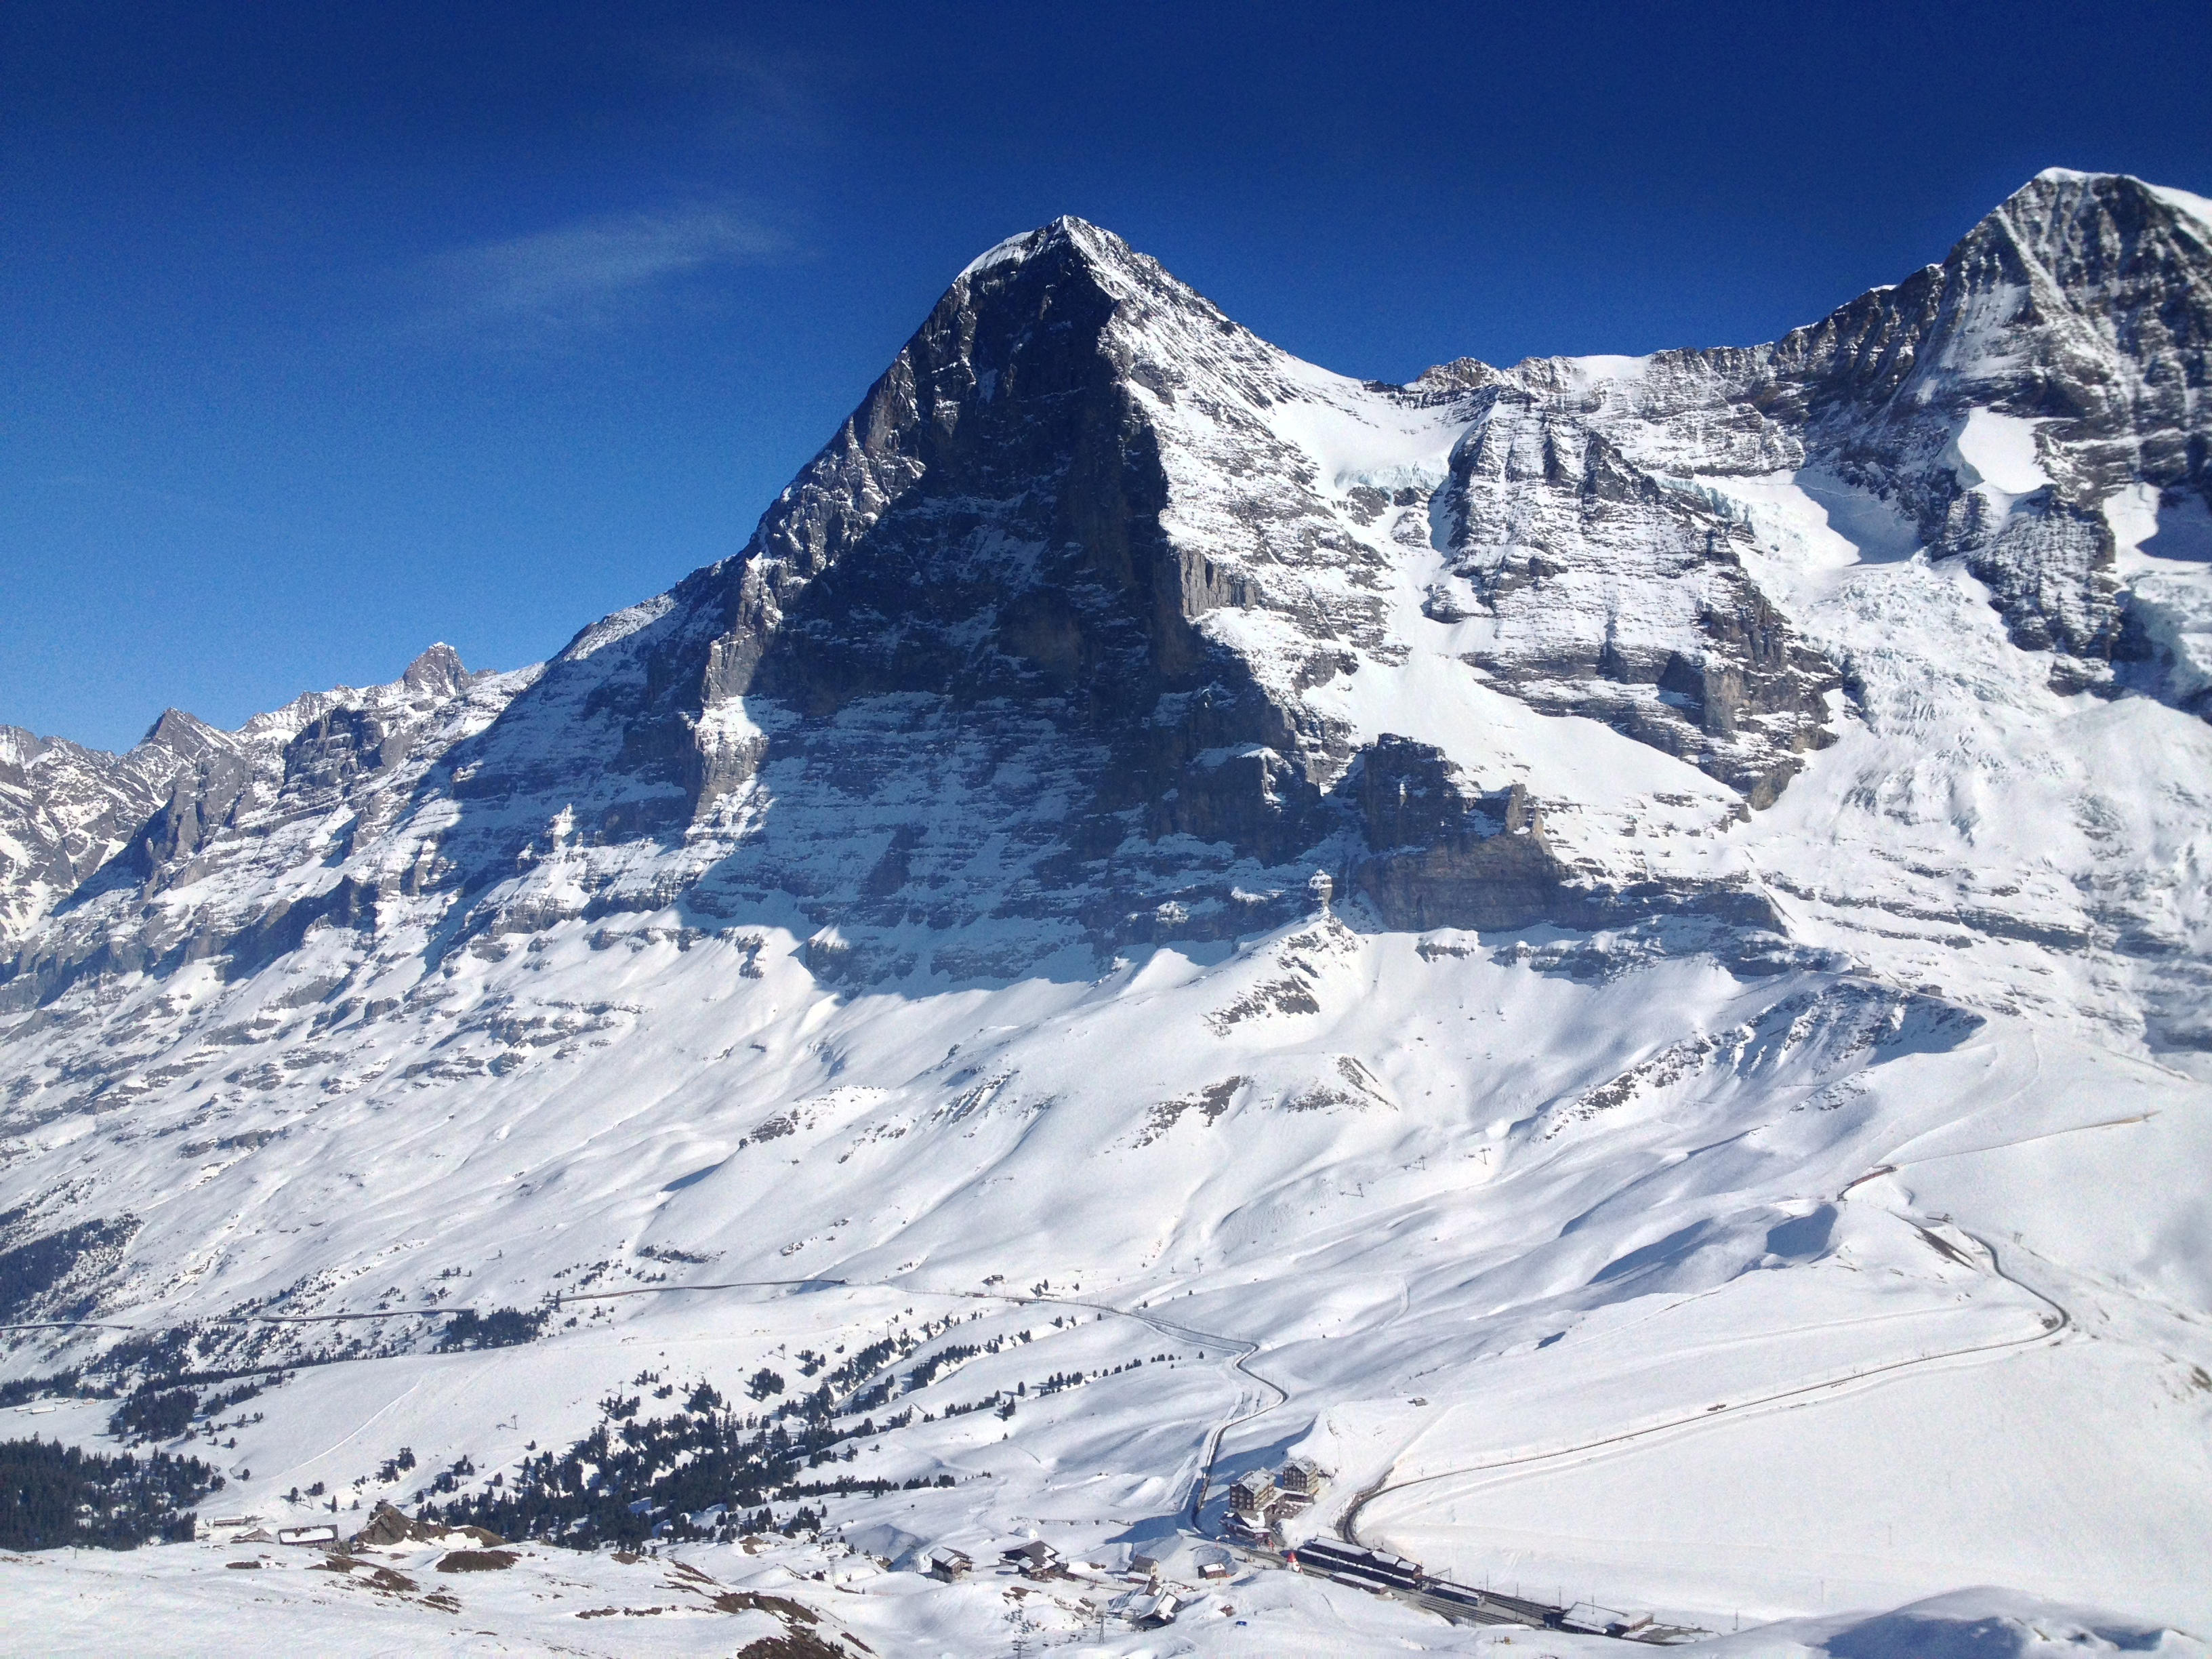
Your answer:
[2,172,2209,1656]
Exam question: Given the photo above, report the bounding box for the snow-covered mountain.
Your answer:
[2,171,2209,1656]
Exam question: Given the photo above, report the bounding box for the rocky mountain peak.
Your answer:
[0,725,55,769]
[1931,170,2210,403]
[1974,167,2212,276]
[135,706,232,762]
[954,213,1139,283]
[1,711,233,942]
[399,642,470,697]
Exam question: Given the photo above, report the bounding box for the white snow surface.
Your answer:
[2147,180,2212,232]
[1949,408,2051,499]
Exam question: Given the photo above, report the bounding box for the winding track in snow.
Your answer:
[16,1206,2081,1582]
[1335,1209,2074,1557]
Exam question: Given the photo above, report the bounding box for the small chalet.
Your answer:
[926,1548,972,1582]
[1565,1601,1650,1637]
[1000,1539,1060,1576]
[1126,1589,1181,1629]
[1222,1506,1277,1545]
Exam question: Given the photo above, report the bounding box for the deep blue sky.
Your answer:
[5,1,2207,750]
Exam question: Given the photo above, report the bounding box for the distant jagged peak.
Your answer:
[400,641,470,697]
[135,705,234,761]
[1406,169,2210,403]
[230,644,491,747]
[1403,356,1507,398]
[0,725,106,774]
[0,724,59,767]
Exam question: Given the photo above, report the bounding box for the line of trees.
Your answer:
[0,1437,222,1550]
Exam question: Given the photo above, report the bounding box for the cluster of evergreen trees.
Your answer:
[903,1343,979,1391]
[0,1216,137,1326]
[0,1438,222,1550]
[430,1389,857,1547]
[429,1364,962,1550]
[435,1306,546,1351]
[108,1387,197,1443]
[107,1373,270,1446]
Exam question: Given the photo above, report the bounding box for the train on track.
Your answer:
[1286,1540,1429,1592]
[1285,1540,1568,1630]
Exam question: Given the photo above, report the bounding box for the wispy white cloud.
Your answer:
[428,202,794,330]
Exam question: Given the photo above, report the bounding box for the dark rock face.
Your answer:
[1354,830,1572,933]
[129,747,253,882]
[1349,737,1569,930]
[1355,735,1494,853]
[1431,398,1841,804]
[406,222,1324,962]
[284,707,404,794]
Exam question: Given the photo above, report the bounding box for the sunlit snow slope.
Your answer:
[3,171,2210,1657]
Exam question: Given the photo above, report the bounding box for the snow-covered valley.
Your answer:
[3,169,2209,1657]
